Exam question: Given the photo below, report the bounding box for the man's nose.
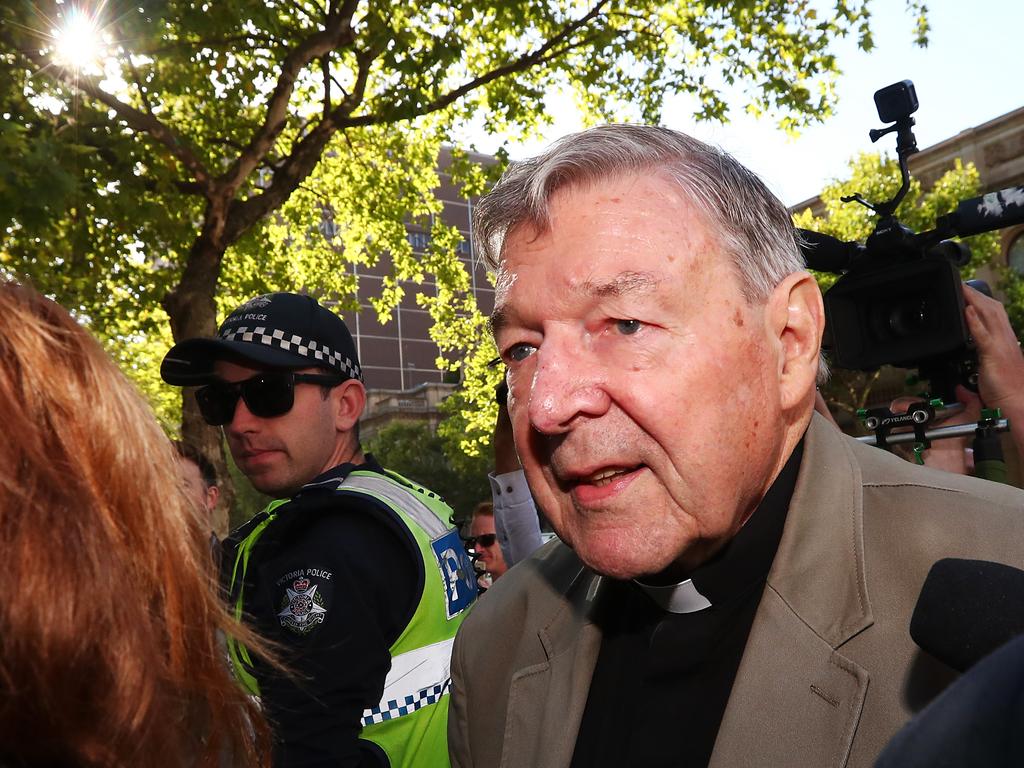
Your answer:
[527,345,609,435]
[224,394,256,435]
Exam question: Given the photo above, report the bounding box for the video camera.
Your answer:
[799,80,1024,402]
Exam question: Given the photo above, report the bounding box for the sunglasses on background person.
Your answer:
[195,370,344,426]
[464,534,497,550]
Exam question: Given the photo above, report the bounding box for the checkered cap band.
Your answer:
[360,680,450,727]
[219,325,362,381]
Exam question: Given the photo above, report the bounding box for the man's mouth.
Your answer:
[560,464,646,505]
[238,447,280,462]
[583,467,640,487]
[575,465,643,486]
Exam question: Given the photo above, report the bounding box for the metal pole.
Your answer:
[856,419,1010,446]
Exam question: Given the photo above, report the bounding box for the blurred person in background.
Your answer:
[175,440,221,519]
[0,279,272,768]
[174,440,222,562]
[466,502,508,590]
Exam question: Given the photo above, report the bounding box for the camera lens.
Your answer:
[887,299,928,338]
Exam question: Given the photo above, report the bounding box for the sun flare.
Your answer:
[52,7,107,73]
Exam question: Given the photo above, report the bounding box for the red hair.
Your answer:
[0,281,272,767]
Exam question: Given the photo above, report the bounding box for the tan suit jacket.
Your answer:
[449,414,1024,768]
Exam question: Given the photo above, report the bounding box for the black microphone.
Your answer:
[797,229,865,273]
[910,558,1024,673]
[935,186,1024,238]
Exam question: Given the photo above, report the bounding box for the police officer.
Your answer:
[161,292,477,767]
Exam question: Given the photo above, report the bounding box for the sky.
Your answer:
[464,0,1023,207]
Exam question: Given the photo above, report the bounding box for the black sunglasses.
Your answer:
[464,533,497,549]
[195,371,345,426]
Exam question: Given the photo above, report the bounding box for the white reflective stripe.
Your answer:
[336,475,448,538]
[361,637,455,724]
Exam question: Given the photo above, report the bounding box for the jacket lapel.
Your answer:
[500,567,603,768]
[711,414,874,768]
[710,588,870,768]
[499,416,873,768]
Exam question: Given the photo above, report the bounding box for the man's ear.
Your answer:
[333,379,366,433]
[205,484,220,512]
[766,270,824,411]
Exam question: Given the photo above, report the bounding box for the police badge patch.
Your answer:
[277,576,328,634]
[238,294,273,311]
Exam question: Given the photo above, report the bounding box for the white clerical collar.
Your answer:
[634,578,712,614]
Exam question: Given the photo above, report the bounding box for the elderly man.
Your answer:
[448,125,1024,768]
[162,292,476,768]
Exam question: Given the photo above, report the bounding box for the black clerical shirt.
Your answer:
[570,440,804,768]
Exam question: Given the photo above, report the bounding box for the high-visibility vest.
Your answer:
[226,469,477,767]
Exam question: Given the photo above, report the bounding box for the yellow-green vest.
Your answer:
[226,469,477,767]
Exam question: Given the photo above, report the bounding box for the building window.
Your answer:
[408,231,431,252]
[1009,231,1024,276]
[407,230,472,255]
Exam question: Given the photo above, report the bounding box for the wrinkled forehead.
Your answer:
[489,221,728,339]
[491,269,684,347]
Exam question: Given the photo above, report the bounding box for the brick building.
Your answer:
[337,148,496,439]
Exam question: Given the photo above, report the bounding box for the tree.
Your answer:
[793,151,1019,423]
[1,0,927,485]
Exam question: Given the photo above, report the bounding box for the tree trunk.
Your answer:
[163,199,239,535]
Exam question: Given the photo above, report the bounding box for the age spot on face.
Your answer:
[733,308,745,327]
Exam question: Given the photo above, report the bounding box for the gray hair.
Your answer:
[473,123,828,381]
[473,123,803,304]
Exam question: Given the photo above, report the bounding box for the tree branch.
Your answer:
[127,56,155,117]
[224,119,336,241]
[221,0,361,193]
[336,46,375,116]
[321,54,331,118]
[287,0,322,27]
[221,0,612,245]
[330,72,351,99]
[19,49,213,194]
[335,0,613,127]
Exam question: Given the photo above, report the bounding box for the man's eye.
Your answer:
[504,343,536,362]
[616,319,642,335]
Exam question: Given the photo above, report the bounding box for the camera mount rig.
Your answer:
[798,80,1024,462]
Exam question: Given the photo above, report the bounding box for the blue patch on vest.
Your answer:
[430,528,478,618]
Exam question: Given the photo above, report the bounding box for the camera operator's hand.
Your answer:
[963,283,1024,467]
[963,285,1024,415]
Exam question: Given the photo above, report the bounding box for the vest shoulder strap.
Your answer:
[334,471,449,538]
